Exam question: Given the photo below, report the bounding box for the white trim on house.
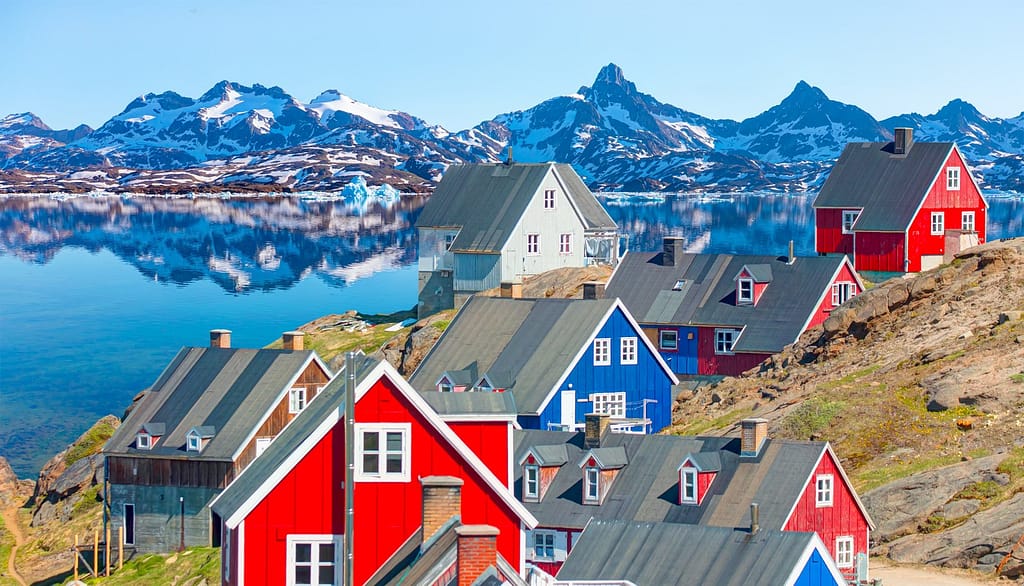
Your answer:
[590,392,626,418]
[255,437,272,457]
[217,360,538,530]
[238,519,245,586]
[583,466,600,504]
[737,278,754,305]
[559,232,573,255]
[526,233,540,256]
[354,423,411,482]
[842,210,861,234]
[952,145,989,209]
[136,432,153,450]
[524,464,539,499]
[680,468,697,504]
[592,338,611,366]
[815,474,834,507]
[619,337,637,365]
[835,535,854,568]
[285,534,343,586]
[780,533,848,586]
[543,189,556,210]
[946,166,960,191]
[930,211,945,236]
[288,387,307,414]
[714,328,740,355]
[962,211,976,233]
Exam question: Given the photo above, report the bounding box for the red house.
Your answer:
[813,128,988,273]
[210,355,537,586]
[515,416,874,583]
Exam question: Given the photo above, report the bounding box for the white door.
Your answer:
[560,390,575,429]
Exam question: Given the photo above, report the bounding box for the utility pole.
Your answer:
[178,496,185,552]
[344,352,356,586]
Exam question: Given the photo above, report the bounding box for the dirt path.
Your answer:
[1,506,27,586]
[871,559,998,585]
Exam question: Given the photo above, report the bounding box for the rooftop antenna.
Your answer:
[505,145,514,166]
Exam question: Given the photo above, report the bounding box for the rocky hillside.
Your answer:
[669,239,1024,579]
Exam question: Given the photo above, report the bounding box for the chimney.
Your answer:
[282,331,304,351]
[787,240,795,265]
[585,413,610,449]
[662,236,684,267]
[505,145,514,165]
[209,329,231,349]
[583,281,606,300]
[499,282,522,299]
[893,127,913,155]
[456,525,499,586]
[750,502,760,535]
[740,418,769,458]
[421,476,463,545]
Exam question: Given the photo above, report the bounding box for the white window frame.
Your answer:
[947,167,960,190]
[286,534,342,586]
[962,211,975,233]
[930,211,945,236]
[533,530,556,560]
[187,433,201,452]
[835,536,854,568]
[444,233,455,251]
[255,437,273,457]
[543,189,556,209]
[737,278,754,304]
[354,423,411,482]
[680,468,697,504]
[593,338,610,366]
[524,464,539,499]
[816,474,834,507]
[620,337,637,365]
[841,210,860,234]
[526,233,540,256]
[714,328,739,355]
[831,282,856,307]
[136,433,152,450]
[584,466,600,503]
[289,387,307,414]
[559,233,572,255]
[591,392,626,418]
[659,329,678,351]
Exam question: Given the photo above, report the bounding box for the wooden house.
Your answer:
[605,237,863,376]
[555,520,847,586]
[514,416,873,583]
[813,127,988,273]
[415,161,619,317]
[408,296,679,433]
[102,329,331,553]
[209,355,537,586]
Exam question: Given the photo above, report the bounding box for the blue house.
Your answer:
[409,296,678,433]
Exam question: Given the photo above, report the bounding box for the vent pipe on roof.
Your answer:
[583,281,606,300]
[893,127,913,155]
[585,413,611,448]
[750,502,760,535]
[505,145,514,165]
[788,240,795,265]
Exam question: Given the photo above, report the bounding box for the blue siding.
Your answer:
[453,253,501,292]
[649,325,698,375]
[794,549,841,586]
[534,307,675,433]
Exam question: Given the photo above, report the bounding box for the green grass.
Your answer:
[782,397,845,439]
[71,547,220,585]
[71,485,103,518]
[0,513,17,586]
[66,420,118,466]
[433,319,451,332]
[818,365,881,391]
[996,447,1024,478]
[853,453,961,493]
[672,407,752,436]
[1011,373,1024,384]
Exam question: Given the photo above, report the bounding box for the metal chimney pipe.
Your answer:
[788,240,795,265]
[750,502,760,535]
[344,352,356,586]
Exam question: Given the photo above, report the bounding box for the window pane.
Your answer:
[362,431,378,451]
[295,543,312,563]
[386,432,403,451]
[363,454,379,473]
[295,566,312,585]
[319,566,335,584]
[319,543,335,560]
[386,454,403,473]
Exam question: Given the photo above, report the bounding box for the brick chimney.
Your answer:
[456,525,499,586]
[893,127,913,155]
[663,236,684,267]
[583,281,605,300]
[421,476,463,545]
[740,418,769,458]
[585,413,610,449]
[282,331,304,351]
[499,282,523,299]
[209,329,231,349]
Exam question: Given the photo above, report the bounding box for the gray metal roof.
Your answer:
[211,353,380,520]
[739,263,773,283]
[523,444,569,467]
[556,520,822,586]
[582,447,628,469]
[104,347,323,460]
[410,297,618,414]
[812,141,955,231]
[415,163,616,253]
[606,252,848,353]
[421,390,518,417]
[684,451,722,472]
[513,430,826,531]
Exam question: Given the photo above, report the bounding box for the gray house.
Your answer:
[416,161,618,316]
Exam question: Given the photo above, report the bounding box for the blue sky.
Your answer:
[3,0,1023,131]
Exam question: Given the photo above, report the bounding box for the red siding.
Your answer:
[697,471,716,503]
[448,421,511,487]
[815,208,854,255]
[784,450,869,580]
[753,281,768,305]
[239,376,523,586]
[806,262,862,330]
[697,327,769,375]
[854,232,905,272]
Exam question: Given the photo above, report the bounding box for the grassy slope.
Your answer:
[68,547,219,585]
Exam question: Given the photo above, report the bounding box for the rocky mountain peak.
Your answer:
[0,112,48,131]
[584,62,640,100]
[780,80,830,108]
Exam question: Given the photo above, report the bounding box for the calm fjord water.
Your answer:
[1,193,1021,476]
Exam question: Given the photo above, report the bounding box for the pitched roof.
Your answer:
[104,347,326,460]
[415,163,616,253]
[606,252,853,353]
[812,141,958,231]
[211,357,537,530]
[512,430,831,531]
[421,390,518,420]
[555,520,844,586]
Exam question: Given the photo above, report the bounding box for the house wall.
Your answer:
[696,327,769,376]
[108,484,220,553]
[418,269,455,318]
[447,420,512,488]
[806,262,862,330]
[418,227,460,272]
[235,360,331,472]
[643,325,699,375]
[525,527,582,577]
[501,169,587,283]
[533,307,675,433]
[853,232,905,273]
[236,376,524,586]
[454,253,501,292]
[784,450,869,580]
[815,209,855,255]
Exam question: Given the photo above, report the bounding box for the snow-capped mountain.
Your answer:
[2,65,1023,193]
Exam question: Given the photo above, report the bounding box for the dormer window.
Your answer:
[584,466,600,503]
[520,445,568,502]
[439,381,453,393]
[524,464,539,499]
[136,433,152,450]
[677,452,720,505]
[187,434,201,452]
[737,278,754,305]
[577,446,627,505]
[135,422,164,450]
[680,468,697,503]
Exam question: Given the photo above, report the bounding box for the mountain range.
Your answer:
[2,64,1023,193]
